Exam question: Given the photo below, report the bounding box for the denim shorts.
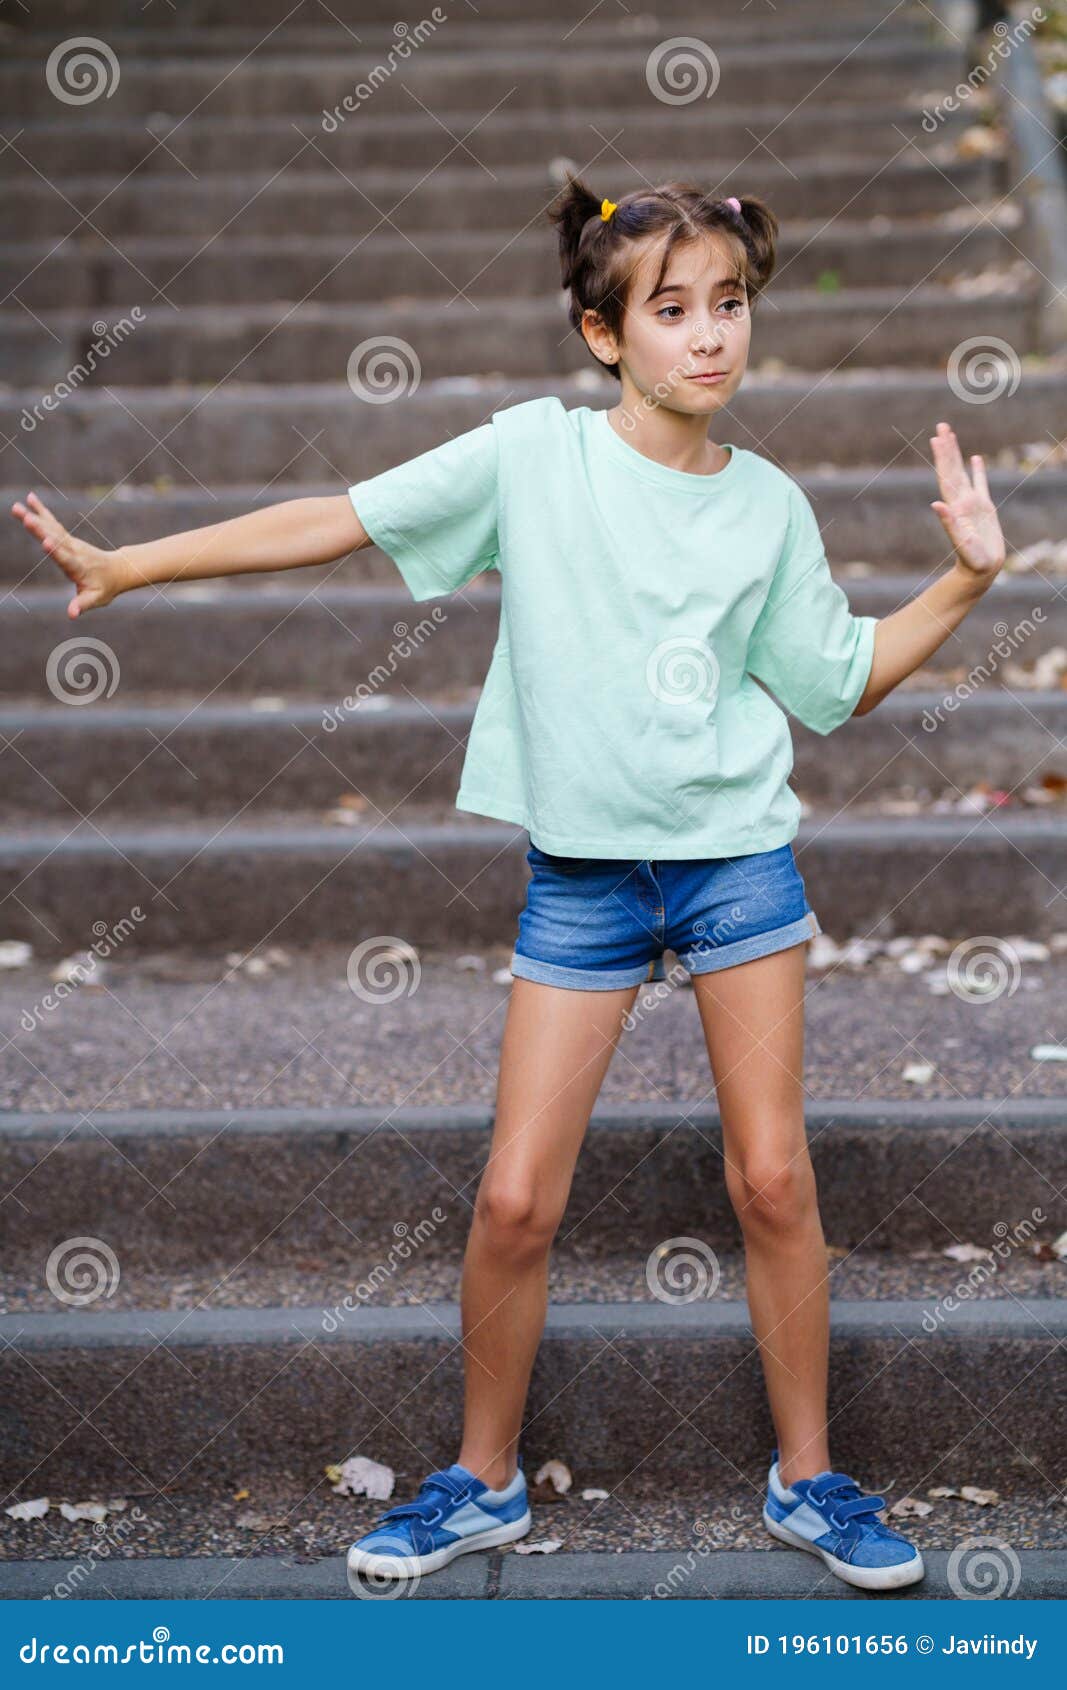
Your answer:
[510,841,822,990]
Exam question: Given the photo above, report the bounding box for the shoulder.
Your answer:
[490,393,579,443]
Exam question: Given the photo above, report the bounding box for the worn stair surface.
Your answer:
[2,0,1066,1596]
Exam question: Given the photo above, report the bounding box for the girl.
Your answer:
[12,175,1005,1594]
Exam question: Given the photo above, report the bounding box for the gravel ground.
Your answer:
[1,1246,1065,1315]
[2,942,1067,1113]
[3,1471,1065,1569]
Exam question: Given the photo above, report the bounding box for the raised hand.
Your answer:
[10,491,127,618]
[928,421,1005,583]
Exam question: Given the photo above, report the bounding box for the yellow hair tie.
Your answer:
[600,197,617,221]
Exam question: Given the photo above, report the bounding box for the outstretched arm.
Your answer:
[853,421,1006,716]
[10,491,371,619]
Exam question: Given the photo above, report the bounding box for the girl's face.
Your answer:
[585,230,751,416]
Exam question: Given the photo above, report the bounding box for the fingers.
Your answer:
[930,421,971,498]
[970,452,990,501]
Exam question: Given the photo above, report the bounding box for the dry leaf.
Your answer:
[326,1455,394,1500]
[942,1243,994,1263]
[960,1485,999,1506]
[513,1538,563,1555]
[903,1062,935,1085]
[5,1498,50,1520]
[581,1488,609,1501]
[534,1459,572,1495]
[928,1486,961,1499]
[233,1489,250,1502]
[889,1496,933,1519]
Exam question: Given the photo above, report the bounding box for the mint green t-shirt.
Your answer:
[347,395,877,858]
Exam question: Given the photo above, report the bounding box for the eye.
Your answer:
[719,296,746,314]
[655,304,684,321]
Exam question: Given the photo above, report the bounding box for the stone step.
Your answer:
[2,683,1063,822]
[4,284,1041,390]
[0,100,971,189]
[1,1294,1063,1490]
[9,0,923,30]
[2,1096,1064,1274]
[4,938,1064,1110]
[1,811,1065,952]
[6,372,1063,488]
[0,40,965,122]
[2,569,1058,697]
[0,209,1020,311]
[5,466,1061,582]
[4,156,999,241]
[3,1548,1065,1601]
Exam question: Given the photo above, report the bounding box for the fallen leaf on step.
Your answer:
[581,1489,609,1501]
[326,1455,395,1500]
[1031,1045,1067,1062]
[928,1486,961,1499]
[58,1501,124,1524]
[513,1538,563,1554]
[902,1062,935,1085]
[5,1498,50,1520]
[233,1489,250,1502]
[0,940,33,970]
[889,1497,933,1519]
[960,1485,999,1506]
[942,1243,994,1263]
[534,1459,572,1495]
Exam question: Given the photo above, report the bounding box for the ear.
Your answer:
[579,307,619,367]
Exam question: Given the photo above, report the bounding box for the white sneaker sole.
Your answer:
[348,1508,533,1579]
[763,1505,925,1591]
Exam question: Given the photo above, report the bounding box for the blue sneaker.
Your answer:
[347,1459,531,1580]
[763,1449,925,1590]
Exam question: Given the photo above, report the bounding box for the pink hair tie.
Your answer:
[724,196,742,214]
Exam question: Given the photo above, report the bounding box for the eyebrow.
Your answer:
[645,274,744,302]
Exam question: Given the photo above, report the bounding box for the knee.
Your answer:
[727,1153,817,1234]
[474,1177,560,1260]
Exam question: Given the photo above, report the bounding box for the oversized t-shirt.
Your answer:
[347,395,877,859]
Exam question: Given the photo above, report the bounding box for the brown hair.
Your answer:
[546,171,778,381]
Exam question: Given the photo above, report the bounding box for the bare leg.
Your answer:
[456,975,638,1488]
[690,943,831,1485]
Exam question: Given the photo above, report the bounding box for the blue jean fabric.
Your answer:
[510,841,822,990]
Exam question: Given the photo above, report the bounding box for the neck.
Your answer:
[607,386,729,476]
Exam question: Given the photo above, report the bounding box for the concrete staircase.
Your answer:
[1,0,1066,1597]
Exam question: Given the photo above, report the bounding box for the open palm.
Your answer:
[929,421,1005,581]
